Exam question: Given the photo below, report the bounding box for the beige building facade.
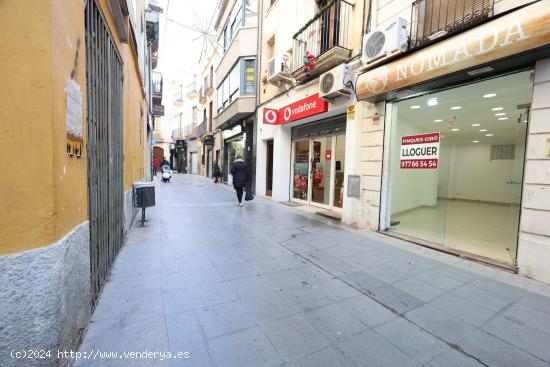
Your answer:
[350,0,550,282]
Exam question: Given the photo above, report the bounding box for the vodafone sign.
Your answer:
[263,108,279,125]
[262,94,328,125]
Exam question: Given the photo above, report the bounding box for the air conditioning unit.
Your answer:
[362,17,408,65]
[319,64,352,100]
[267,54,290,82]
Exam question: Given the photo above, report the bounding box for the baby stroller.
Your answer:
[161,165,172,183]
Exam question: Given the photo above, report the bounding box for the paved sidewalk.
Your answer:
[76,174,550,367]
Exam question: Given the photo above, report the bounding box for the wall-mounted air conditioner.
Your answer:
[319,64,353,100]
[267,54,290,83]
[362,17,408,65]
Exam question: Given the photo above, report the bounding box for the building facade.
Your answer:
[212,0,259,185]
[253,0,550,283]
[255,0,366,214]
[0,0,159,365]
[349,0,550,282]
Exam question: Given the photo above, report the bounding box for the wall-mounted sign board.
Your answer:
[400,132,440,169]
[356,1,550,102]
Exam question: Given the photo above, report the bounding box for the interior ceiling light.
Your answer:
[473,140,479,143]
[483,93,497,98]
[472,123,480,126]
[427,98,438,106]
[495,113,506,116]
[498,117,509,120]
[434,119,443,122]
[410,105,421,109]
[480,129,488,132]
[523,120,528,123]
[450,106,462,110]
[452,128,460,131]
[485,133,494,136]
[492,107,504,111]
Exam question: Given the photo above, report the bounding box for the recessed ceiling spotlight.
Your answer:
[498,117,509,120]
[485,133,494,137]
[472,123,480,127]
[495,113,506,116]
[492,107,504,111]
[450,106,462,110]
[452,128,460,132]
[427,98,438,106]
[483,93,497,98]
[410,105,421,109]
[473,140,479,143]
[480,129,488,132]
[434,119,443,122]
[523,120,528,123]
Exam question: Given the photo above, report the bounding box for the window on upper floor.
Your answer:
[220,0,257,53]
[216,58,257,114]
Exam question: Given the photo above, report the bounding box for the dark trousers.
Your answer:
[235,186,244,203]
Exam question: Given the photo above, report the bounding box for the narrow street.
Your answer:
[76,174,550,367]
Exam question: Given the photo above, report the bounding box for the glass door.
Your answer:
[310,137,332,207]
[292,140,310,202]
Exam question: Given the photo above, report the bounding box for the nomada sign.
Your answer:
[400,132,440,169]
[356,1,550,101]
[262,94,328,125]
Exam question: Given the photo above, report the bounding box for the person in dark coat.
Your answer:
[213,162,222,183]
[230,154,248,206]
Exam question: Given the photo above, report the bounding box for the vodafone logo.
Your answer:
[282,107,291,122]
[262,94,328,126]
[263,108,279,125]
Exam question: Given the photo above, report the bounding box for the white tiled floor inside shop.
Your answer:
[391,200,519,264]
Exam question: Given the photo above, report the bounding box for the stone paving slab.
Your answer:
[76,174,550,367]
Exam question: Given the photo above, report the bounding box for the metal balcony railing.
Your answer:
[197,120,207,137]
[152,71,163,96]
[185,123,198,139]
[292,0,353,73]
[410,0,494,49]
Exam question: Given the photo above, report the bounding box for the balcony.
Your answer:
[214,96,255,130]
[186,81,198,100]
[410,0,494,49]
[291,0,354,82]
[199,87,207,105]
[197,120,207,137]
[204,74,214,97]
[151,71,164,116]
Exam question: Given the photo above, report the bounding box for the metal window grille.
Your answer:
[85,0,125,307]
[491,144,516,160]
[410,0,494,49]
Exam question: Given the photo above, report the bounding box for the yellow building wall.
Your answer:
[51,0,88,241]
[0,0,147,255]
[0,0,58,254]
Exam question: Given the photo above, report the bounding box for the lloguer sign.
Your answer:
[356,1,550,101]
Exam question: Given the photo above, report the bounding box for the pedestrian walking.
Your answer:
[213,162,221,183]
[153,158,159,176]
[230,154,248,207]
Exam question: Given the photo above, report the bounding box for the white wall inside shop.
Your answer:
[442,143,525,204]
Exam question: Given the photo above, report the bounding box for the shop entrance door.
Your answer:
[292,134,345,209]
[266,140,274,197]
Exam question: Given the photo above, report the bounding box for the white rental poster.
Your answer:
[399,132,440,169]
